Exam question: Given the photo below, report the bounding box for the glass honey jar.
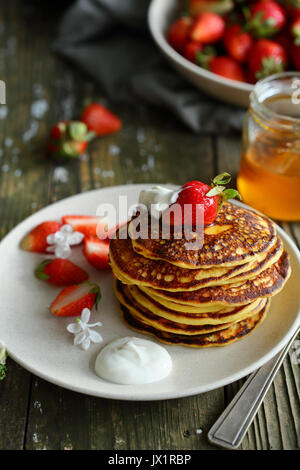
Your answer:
[237,72,300,221]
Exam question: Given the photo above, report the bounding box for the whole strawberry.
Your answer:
[248,1,286,38]
[163,173,241,227]
[47,121,95,159]
[224,25,254,63]
[167,17,193,53]
[190,12,226,43]
[183,41,204,63]
[248,39,287,81]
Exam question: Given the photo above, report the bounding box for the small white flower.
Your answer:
[46,224,84,259]
[66,308,103,350]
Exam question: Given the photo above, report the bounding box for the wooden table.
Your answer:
[0,1,299,451]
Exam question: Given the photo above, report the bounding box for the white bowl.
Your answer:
[148,0,253,107]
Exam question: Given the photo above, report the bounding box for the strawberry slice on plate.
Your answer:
[50,281,101,317]
[20,221,61,253]
[61,215,109,238]
[35,258,89,286]
[83,237,110,270]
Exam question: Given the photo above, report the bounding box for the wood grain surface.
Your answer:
[0,0,299,450]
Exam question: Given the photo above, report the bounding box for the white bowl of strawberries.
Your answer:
[148,0,300,107]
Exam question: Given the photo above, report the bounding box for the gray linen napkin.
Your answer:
[53,0,245,133]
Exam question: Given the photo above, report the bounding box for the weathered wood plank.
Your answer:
[0,359,31,450]
[25,381,224,450]
[216,136,242,180]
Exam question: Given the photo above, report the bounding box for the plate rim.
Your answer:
[1,184,300,401]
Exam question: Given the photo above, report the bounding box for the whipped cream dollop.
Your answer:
[95,336,172,385]
[138,186,179,217]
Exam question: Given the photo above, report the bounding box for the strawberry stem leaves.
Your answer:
[88,283,102,310]
[206,172,241,211]
[35,259,51,281]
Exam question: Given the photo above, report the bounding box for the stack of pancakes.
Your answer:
[109,202,291,348]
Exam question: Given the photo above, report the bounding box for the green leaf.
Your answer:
[206,186,225,197]
[88,283,102,310]
[68,121,88,141]
[0,364,6,381]
[195,46,216,69]
[34,259,51,281]
[256,56,284,80]
[85,131,96,142]
[212,172,231,186]
[223,189,242,201]
[61,141,80,158]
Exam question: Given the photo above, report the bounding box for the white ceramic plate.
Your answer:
[0,184,299,401]
[148,0,253,107]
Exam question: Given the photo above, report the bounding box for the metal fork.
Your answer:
[208,326,300,450]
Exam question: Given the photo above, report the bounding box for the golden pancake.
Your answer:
[136,289,235,313]
[115,280,266,334]
[127,283,263,325]
[110,231,283,291]
[141,251,290,307]
[119,300,270,348]
[114,280,240,334]
[129,202,277,269]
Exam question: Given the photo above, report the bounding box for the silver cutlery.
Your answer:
[208,326,300,450]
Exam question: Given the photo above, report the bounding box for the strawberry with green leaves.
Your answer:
[247,1,286,38]
[50,281,101,317]
[164,173,241,227]
[35,258,89,286]
[183,41,204,62]
[248,39,287,80]
[47,121,95,159]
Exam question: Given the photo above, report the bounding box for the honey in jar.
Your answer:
[237,73,300,221]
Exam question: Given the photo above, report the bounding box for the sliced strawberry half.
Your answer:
[80,103,122,137]
[50,281,101,317]
[35,258,89,286]
[61,215,109,238]
[20,221,61,253]
[83,237,110,270]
